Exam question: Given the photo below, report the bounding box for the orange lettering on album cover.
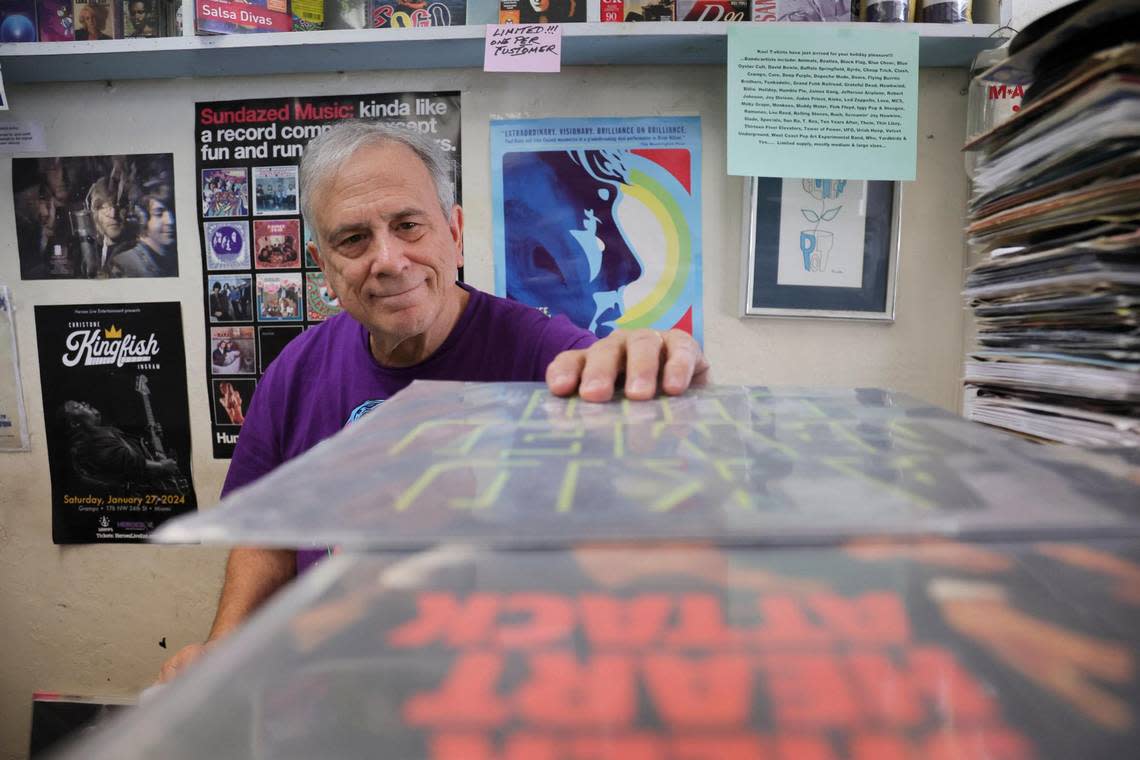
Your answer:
[643,654,753,727]
[809,593,910,644]
[922,728,1034,760]
[514,653,637,727]
[846,653,926,726]
[403,652,508,726]
[665,594,750,647]
[758,653,860,728]
[578,594,673,648]
[387,592,499,648]
[497,594,575,648]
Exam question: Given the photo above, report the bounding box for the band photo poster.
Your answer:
[0,286,30,451]
[491,116,703,342]
[35,302,197,544]
[12,153,177,280]
[195,91,461,457]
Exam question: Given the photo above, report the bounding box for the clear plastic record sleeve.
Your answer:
[61,539,1140,760]
[154,381,1140,550]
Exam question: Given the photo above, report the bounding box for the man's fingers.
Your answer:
[578,336,626,402]
[660,330,706,395]
[545,349,587,397]
[157,643,207,684]
[623,329,666,400]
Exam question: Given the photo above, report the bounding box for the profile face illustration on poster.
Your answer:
[13,154,177,280]
[493,117,703,341]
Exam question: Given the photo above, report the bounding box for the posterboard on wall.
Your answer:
[35,302,197,544]
[12,154,177,280]
[195,91,462,458]
[490,116,703,342]
[0,285,30,451]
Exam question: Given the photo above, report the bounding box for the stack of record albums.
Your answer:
[962,0,1140,447]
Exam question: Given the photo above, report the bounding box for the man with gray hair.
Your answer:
[159,120,709,682]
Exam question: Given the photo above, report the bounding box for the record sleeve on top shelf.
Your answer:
[369,0,465,26]
[0,0,38,42]
[72,0,116,39]
[37,0,74,41]
[499,0,584,23]
[619,0,674,21]
[195,0,290,34]
[677,0,746,21]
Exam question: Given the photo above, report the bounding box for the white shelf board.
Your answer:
[0,22,1005,84]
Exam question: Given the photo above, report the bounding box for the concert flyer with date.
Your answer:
[35,302,197,544]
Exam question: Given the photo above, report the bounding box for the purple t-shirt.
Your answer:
[221,283,594,573]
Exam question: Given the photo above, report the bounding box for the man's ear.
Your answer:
[449,204,464,271]
[307,240,336,300]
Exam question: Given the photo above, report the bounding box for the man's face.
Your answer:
[144,198,176,250]
[308,141,463,364]
[93,198,124,241]
[66,401,101,425]
[130,2,147,26]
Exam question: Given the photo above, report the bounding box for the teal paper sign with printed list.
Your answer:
[727,24,919,181]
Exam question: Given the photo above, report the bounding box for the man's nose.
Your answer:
[366,231,407,275]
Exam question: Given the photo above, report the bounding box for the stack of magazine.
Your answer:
[962,0,1140,447]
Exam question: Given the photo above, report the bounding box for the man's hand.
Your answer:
[157,641,217,684]
[546,328,710,402]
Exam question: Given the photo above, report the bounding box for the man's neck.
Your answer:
[368,284,469,368]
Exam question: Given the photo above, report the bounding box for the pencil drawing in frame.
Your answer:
[741,177,901,321]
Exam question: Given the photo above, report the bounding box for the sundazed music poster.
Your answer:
[491,116,703,342]
[194,91,461,458]
[35,302,196,544]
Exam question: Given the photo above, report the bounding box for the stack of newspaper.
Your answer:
[962,0,1140,446]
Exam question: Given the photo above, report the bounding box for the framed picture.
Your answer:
[741,177,901,321]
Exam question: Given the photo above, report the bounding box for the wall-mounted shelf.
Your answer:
[0,22,1005,84]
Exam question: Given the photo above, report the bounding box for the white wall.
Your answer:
[0,63,971,758]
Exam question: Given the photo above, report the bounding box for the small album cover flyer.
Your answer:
[212,378,255,428]
[252,165,299,216]
[210,326,256,375]
[253,219,302,269]
[202,168,249,218]
[35,302,197,544]
[208,274,253,323]
[258,325,303,372]
[256,273,303,321]
[204,220,251,270]
[305,271,342,322]
[13,153,177,280]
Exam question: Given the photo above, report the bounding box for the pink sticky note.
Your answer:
[484,24,563,74]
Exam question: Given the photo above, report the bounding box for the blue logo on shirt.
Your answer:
[346,399,385,424]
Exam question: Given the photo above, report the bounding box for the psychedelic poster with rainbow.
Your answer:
[491,117,703,343]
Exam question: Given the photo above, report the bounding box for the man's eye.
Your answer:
[338,233,365,247]
[397,222,419,232]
